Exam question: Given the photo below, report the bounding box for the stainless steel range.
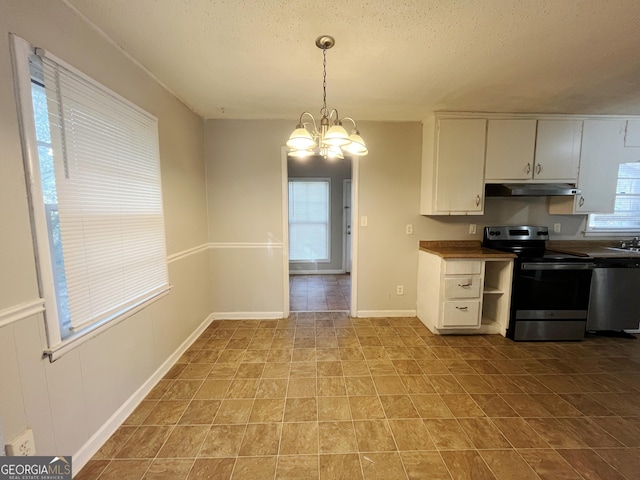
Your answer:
[482,226,595,341]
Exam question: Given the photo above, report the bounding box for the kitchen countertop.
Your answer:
[546,240,640,258]
[419,241,517,259]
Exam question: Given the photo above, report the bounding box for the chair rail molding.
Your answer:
[0,298,45,329]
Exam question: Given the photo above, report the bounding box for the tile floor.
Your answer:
[77,313,640,479]
[289,274,350,312]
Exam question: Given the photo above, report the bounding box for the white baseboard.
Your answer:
[212,311,284,320]
[72,313,215,475]
[356,309,417,318]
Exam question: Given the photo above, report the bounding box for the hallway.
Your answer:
[289,274,351,312]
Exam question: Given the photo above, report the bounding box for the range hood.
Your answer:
[485,183,581,197]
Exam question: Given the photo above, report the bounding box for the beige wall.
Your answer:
[0,0,209,465]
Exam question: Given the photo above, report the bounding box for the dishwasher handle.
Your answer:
[521,262,595,271]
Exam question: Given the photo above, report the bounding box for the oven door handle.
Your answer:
[521,262,595,270]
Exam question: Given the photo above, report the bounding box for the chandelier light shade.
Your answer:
[287,35,368,159]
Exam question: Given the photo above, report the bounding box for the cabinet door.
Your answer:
[434,119,486,213]
[534,120,582,181]
[575,120,624,213]
[485,119,536,181]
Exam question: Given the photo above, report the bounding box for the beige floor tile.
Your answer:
[558,449,627,480]
[116,425,172,458]
[353,420,397,452]
[163,380,204,400]
[99,459,151,480]
[318,396,352,421]
[456,418,511,449]
[318,421,358,453]
[92,426,137,459]
[179,399,221,425]
[284,397,317,421]
[195,379,231,399]
[199,424,246,457]
[157,425,209,458]
[276,455,319,479]
[410,394,454,418]
[424,419,474,450]
[518,449,582,480]
[255,378,287,398]
[74,460,110,480]
[187,458,235,480]
[399,375,435,394]
[80,316,640,480]
[439,450,495,480]
[238,423,281,456]
[143,458,194,480]
[349,396,386,420]
[280,422,319,455]
[379,395,420,419]
[225,378,260,398]
[400,451,451,479]
[124,400,158,425]
[345,376,377,396]
[440,394,485,417]
[490,417,549,448]
[319,453,363,480]
[360,452,407,479]
[372,375,406,395]
[317,377,347,396]
[287,377,316,397]
[388,419,436,451]
[248,398,285,423]
[213,399,253,424]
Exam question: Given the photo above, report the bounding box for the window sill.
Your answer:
[44,286,172,362]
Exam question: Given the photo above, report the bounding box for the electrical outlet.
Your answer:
[553,223,561,233]
[6,429,36,456]
[469,224,477,235]
[405,224,413,235]
[396,285,404,295]
[360,216,368,227]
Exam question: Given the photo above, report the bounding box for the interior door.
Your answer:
[343,179,352,273]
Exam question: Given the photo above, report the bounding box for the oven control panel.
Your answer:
[484,226,549,241]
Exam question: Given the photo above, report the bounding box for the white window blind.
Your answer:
[289,179,330,262]
[588,162,640,233]
[39,51,169,333]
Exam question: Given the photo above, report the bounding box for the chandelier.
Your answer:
[286,35,368,160]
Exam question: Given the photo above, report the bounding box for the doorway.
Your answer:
[283,150,357,315]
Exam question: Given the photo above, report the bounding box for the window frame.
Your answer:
[11,34,171,360]
[288,177,331,263]
[586,161,640,236]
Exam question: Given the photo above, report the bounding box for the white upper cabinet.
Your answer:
[534,120,582,181]
[485,119,536,181]
[485,118,582,182]
[549,120,624,214]
[420,117,486,215]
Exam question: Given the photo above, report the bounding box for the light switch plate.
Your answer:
[360,216,368,227]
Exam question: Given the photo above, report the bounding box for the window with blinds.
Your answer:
[588,162,640,233]
[288,179,330,262]
[13,35,169,351]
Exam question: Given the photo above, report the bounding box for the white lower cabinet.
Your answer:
[417,251,514,335]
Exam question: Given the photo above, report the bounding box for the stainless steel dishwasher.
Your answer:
[587,257,640,331]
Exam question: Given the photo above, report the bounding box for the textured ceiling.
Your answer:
[64,0,640,121]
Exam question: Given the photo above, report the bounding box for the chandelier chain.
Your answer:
[321,47,328,117]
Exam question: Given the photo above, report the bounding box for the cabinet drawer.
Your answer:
[444,276,481,299]
[444,261,482,275]
[442,301,481,328]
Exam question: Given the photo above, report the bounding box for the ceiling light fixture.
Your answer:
[286,35,368,160]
